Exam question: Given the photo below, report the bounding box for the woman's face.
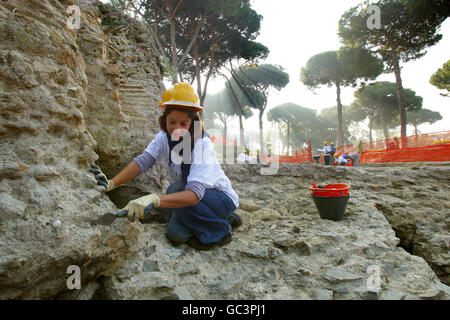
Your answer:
[166,109,192,140]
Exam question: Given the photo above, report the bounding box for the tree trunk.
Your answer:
[286,121,290,155]
[238,114,245,150]
[393,58,407,138]
[225,77,245,148]
[336,83,343,146]
[170,16,178,85]
[200,56,215,106]
[369,117,373,143]
[223,120,227,161]
[193,43,202,100]
[259,110,264,156]
[414,124,418,136]
[379,110,390,140]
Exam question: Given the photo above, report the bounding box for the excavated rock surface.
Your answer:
[0,0,448,300]
[0,0,165,299]
[228,164,450,287]
[97,164,449,300]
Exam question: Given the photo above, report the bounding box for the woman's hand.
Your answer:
[120,194,161,222]
[89,164,115,192]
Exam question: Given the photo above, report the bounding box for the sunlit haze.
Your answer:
[101,0,449,139]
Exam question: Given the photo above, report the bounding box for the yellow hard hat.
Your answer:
[159,82,203,112]
[330,142,334,145]
[323,141,327,144]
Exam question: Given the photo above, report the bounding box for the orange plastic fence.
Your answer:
[336,144,359,155]
[362,131,450,151]
[272,142,312,163]
[276,130,450,164]
[210,136,237,146]
[360,130,450,163]
[362,145,450,163]
[211,131,450,163]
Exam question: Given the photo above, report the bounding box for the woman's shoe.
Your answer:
[228,213,242,229]
[187,233,232,251]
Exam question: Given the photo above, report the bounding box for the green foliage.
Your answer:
[17,28,29,49]
[338,0,446,67]
[229,63,289,153]
[316,106,354,145]
[430,59,450,97]
[203,89,253,134]
[268,103,315,124]
[301,48,383,89]
[301,51,344,89]
[406,108,442,134]
[268,103,316,152]
[156,55,174,78]
[232,64,289,110]
[352,81,423,138]
[300,47,383,145]
[337,47,384,85]
[338,0,447,137]
[401,0,450,22]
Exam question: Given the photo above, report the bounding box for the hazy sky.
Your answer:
[206,0,450,136]
[99,0,449,137]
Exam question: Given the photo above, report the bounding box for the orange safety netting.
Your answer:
[336,144,360,155]
[276,130,450,164]
[276,142,312,163]
[360,130,450,163]
[211,131,450,164]
[362,131,450,151]
[362,145,450,163]
[210,136,238,146]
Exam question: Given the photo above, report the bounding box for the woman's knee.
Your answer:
[165,212,192,243]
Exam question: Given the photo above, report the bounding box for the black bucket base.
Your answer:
[312,195,350,221]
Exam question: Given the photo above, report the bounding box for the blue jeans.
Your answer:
[165,182,237,245]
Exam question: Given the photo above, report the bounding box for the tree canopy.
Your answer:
[338,0,448,137]
[406,108,443,135]
[430,59,450,97]
[230,64,289,154]
[116,0,268,102]
[267,103,316,154]
[352,82,423,140]
[301,47,383,146]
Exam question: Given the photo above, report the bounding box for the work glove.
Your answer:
[120,194,161,222]
[89,164,115,192]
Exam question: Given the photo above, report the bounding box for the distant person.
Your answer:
[249,151,257,163]
[329,142,336,164]
[237,149,250,163]
[317,141,331,165]
[336,154,348,165]
[347,153,360,167]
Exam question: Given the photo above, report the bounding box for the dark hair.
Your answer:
[158,107,205,141]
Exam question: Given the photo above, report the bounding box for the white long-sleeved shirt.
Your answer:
[133,130,239,208]
[317,145,331,155]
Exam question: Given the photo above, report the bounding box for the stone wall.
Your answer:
[0,0,165,299]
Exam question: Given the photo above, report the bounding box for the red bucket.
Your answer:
[309,183,350,197]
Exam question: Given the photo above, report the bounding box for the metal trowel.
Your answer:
[91,204,154,226]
